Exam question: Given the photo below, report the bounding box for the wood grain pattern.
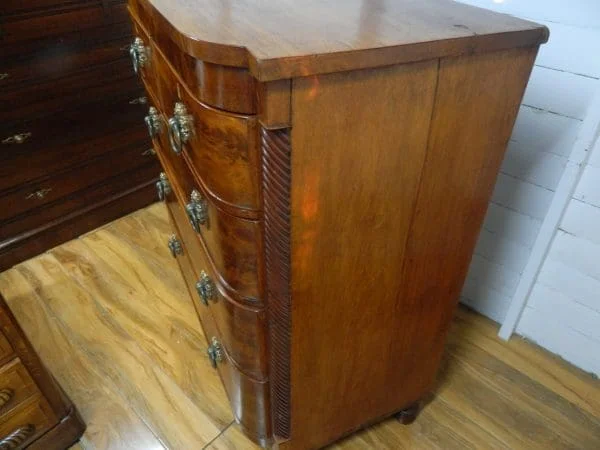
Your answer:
[1,204,600,449]
[261,128,292,440]
[129,0,547,80]
[288,60,439,449]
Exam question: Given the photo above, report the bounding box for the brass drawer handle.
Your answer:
[0,388,14,409]
[156,172,171,201]
[25,188,52,200]
[185,189,208,232]
[129,96,148,105]
[2,132,32,144]
[168,102,194,154]
[207,337,223,368]
[129,37,149,74]
[144,106,162,139]
[0,73,9,81]
[0,424,35,450]
[195,271,216,306]
[142,148,156,157]
[167,235,183,257]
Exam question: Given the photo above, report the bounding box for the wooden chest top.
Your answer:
[135,0,548,80]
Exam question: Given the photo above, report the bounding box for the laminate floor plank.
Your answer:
[0,203,599,450]
[0,269,165,450]
[7,252,223,449]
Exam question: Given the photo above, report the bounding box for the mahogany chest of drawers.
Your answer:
[127,0,548,448]
[0,0,160,271]
[0,293,84,449]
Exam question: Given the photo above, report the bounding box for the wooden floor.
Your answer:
[0,203,599,449]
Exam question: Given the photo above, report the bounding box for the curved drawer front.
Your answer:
[167,198,267,379]
[168,208,271,443]
[155,135,261,300]
[129,1,257,114]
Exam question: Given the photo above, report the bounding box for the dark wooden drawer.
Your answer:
[0,395,57,448]
[0,2,128,46]
[0,144,155,226]
[166,193,267,380]
[0,359,40,418]
[0,94,149,192]
[0,35,132,91]
[0,334,12,364]
[0,59,140,125]
[169,212,271,443]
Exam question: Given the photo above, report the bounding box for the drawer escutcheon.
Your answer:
[129,37,149,74]
[185,189,208,232]
[207,337,223,368]
[144,107,162,139]
[195,271,216,306]
[167,235,183,258]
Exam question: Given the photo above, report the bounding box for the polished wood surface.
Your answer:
[129,0,547,80]
[0,0,160,270]
[0,294,85,449]
[1,204,599,449]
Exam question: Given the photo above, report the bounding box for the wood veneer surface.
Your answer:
[132,0,548,80]
[0,204,597,449]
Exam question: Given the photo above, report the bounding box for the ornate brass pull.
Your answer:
[185,189,208,232]
[0,424,35,450]
[155,173,171,201]
[129,37,148,74]
[144,107,162,139]
[0,389,14,409]
[0,74,9,81]
[2,132,32,144]
[195,271,216,306]
[167,235,183,257]
[25,188,52,200]
[141,148,156,157]
[168,102,194,154]
[207,337,223,368]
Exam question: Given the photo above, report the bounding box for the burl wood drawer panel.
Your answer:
[0,359,40,418]
[166,194,268,380]
[0,395,56,448]
[128,3,256,114]
[154,138,261,301]
[168,202,271,443]
[150,43,261,213]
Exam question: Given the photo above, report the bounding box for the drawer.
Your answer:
[0,21,133,61]
[0,34,133,91]
[148,41,260,213]
[128,4,256,114]
[0,394,57,448]
[170,228,271,443]
[0,162,159,255]
[166,195,267,380]
[157,161,261,301]
[0,2,128,46]
[0,144,156,226]
[0,58,140,125]
[0,359,40,418]
[0,93,149,192]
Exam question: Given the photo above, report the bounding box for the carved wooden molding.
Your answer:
[261,127,292,439]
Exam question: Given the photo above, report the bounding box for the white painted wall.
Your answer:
[455,0,600,375]
[455,0,600,312]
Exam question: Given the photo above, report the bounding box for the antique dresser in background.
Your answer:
[128,0,548,448]
[0,293,84,449]
[0,0,160,271]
